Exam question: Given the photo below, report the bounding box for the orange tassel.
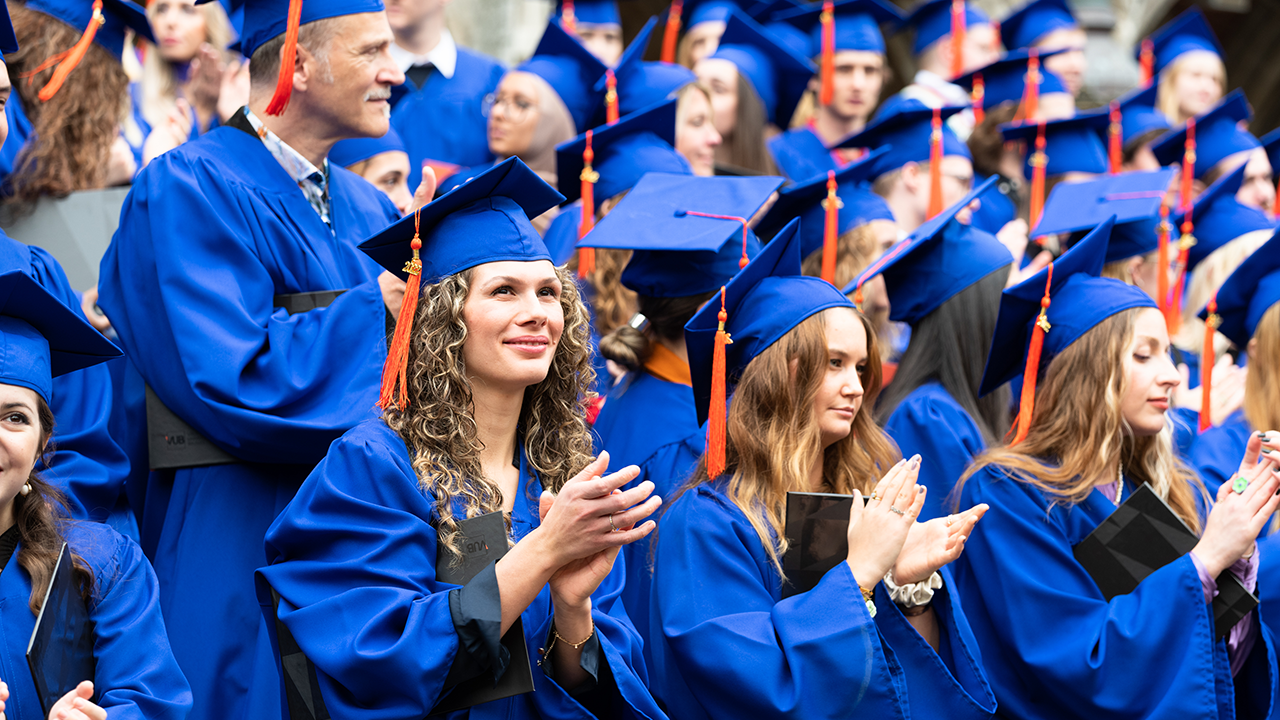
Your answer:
[706,287,732,479]
[1022,49,1040,120]
[971,73,985,125]
[561,0,577,34]
[1108,100,1122,174]
[1139,38,1154,86]
[1028,121,1047,229]
[661,0,683,64]
[926,108,944,219]
[378,211,425,411]
[577,130,598,278]
[949,0,965,79]
[1180,118,1196,210]
[1168,118,1197,331]
[1011,263,1054,445]
[819,0,835,106]
[605,69,619,124]
[992,20,1001,50]
[1157,200,1171,326]
[1200,294,1219,432]
[266,0,304,115]
[821,170,841,284]
[36,0,104,102]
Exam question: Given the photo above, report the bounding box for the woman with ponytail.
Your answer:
[647,217,995,720]
[951,218,1280,720]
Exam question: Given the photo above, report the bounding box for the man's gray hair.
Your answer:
[249,16,340,88]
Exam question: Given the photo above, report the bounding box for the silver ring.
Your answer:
[609,513,619,532]
[889,506,906,516]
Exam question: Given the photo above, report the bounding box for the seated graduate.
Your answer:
[253,158,666,719]
[648,216,995,720]
[1152,91,1275,212]
[329,127,414,215]
[952,216,1280,720]
[852,178,1014,522]
[765,0,903,182]
[1138,8,1225,126]
[0,270,191,720]
[998,0,1086,98]
[552,0,623,67]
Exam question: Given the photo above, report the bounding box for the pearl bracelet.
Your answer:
[883,569,942,608]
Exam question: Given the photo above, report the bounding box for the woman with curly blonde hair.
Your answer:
[251,159,666,719]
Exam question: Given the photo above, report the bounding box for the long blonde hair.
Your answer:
[1155,52,1226,125]
[961,309,1204,531]
[681,307,900,577]
[1245,303,1280,433]
[1172,229,1272,355]
[381,265,598,562]
[140,1,234,131]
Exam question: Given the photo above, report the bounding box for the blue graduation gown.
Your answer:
[390,47,506,190]
[97,124,399,720]
[0,236,130,522]
[884,381,985,522]
[0,522,192,720]
[1257,533,1280,650]
[253,418,667,719]
[650,480,996,720]
[953,465,1278,720]
[767,127,835,183]
[1191,410,1252,499]
[0,97,33,188]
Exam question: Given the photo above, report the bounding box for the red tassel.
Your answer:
[949,0,965,79]
[1139,38,1154,86]
[266,0,304,115]
[605,69,619,124]
[1200,295,1219,432]
[1169,119,1197,331]
[577,130,598,278]
[821,170,841,284]
[992,20,1001,50]
[1028,121,1047,229]
[1022,49,1040,120]
[661,0,683,64]
[707,287,732,479]
[971,73,985,125]
[378,211,425,411]
[1181,118,1197,210]
[926,108,944,219]
[35,0,104,102]
[819,0,835,106]
[1108,100,1123,174]
[1157,200,1171,327]
[560,0,577,34]
[1011,263,1054,446]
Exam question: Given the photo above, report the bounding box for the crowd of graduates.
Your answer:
[0,0,1275,717]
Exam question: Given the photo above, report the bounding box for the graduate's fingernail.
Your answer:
[1264,448,1273,454]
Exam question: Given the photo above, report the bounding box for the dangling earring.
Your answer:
[19,483,31,496]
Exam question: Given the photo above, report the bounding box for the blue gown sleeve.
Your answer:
[82,525,193,719]
[651,485,909,719]
[27,246,130,521]
[884,389,985,521]
[953,468,1277,720]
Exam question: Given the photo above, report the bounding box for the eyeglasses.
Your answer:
[941,172,974,191]
[482,93,535,124]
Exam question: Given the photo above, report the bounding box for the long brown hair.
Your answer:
[960,308,1204,530]
[381,265,597,563]
[1245,302,1280,433]
[6,3,130,203]
[722,73,778,175]
[681,307,900,577]
[599,291,714,374]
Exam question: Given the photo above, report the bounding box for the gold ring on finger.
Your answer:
[609,513,619,532]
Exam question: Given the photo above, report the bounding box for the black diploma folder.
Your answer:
[430,511,535,715]
[781,492,863,599]
[27,542,95,716]
[1073,484,1256,641]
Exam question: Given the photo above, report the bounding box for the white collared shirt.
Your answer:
[389,27,457,79]
[242,107,331,228]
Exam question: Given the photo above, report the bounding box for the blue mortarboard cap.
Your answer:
[845,176,1013,324]
[1170,162,1276,271]
[232,0,382,59]
[0,270,121,405]
[686,0,757,27]
[755,147,892,259]
[1261,127,1280,178]
[1001,110,1111,176]
[1200,227,1280,347]
[0,2,16,55]
[1141,7,1224,78]
[328,126,407,168]
[1113,83,1171,148]
[708,10,816,127]
[1000,0,1077,50]
[595,16,696,122]
[762,20,811,57]
[686,217,855,424]
[581,173,783,297]
[980,216,1157,395]
[28,0,155,58]
[554,0,621,26]
[773,0,904,56]
[836,99,971,179]
[1033,168,1178,263]
[1151,90,1259,179]
[360,157,563,284]
[901,0,991,55]
[517,21,610,133]
[953,48,1068,110]
[556,99,691,208]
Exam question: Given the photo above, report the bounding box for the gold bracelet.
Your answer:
[541,621,595,663]
[859,585,877,618]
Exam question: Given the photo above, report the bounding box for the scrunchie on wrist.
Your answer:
[883,569,942,608]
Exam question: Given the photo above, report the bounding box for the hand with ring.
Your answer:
[844,456,927,589]
[1193,431,1280,578]
[894,503,989,584]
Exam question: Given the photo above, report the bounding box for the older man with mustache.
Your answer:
[97,2,424,719]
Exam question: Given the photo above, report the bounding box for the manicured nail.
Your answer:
[1264,448,1273,454]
